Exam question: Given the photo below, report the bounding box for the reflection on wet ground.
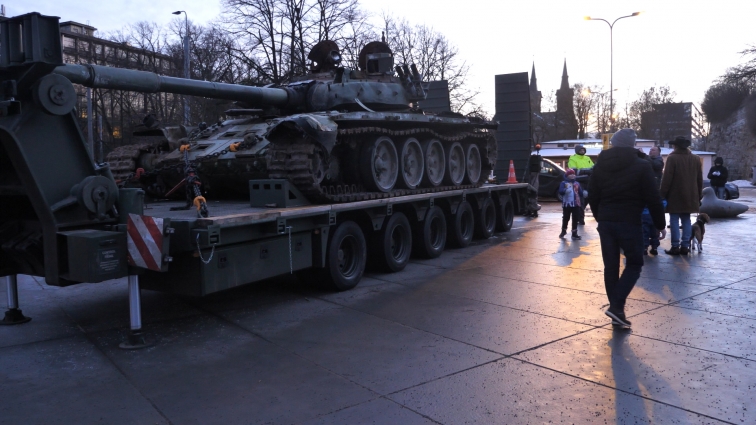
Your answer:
[2,191,755,424]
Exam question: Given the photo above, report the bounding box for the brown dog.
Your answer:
[690,213,710,252]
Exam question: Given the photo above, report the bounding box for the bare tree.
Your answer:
[618,85,676,136]
[380,15,481,115]
[591,91,612,136]
[222,0,286,83]
[221,0,370,84]
[573,83,596,139]
[723,45,756,86]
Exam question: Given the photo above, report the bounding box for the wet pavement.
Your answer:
[2,188,755,424]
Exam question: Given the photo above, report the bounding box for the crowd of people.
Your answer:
[533,130,729,328]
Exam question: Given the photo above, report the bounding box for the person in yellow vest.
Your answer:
[568,144,594,225]
[568,144,594,170]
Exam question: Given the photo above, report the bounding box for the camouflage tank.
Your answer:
[55,40,497,204]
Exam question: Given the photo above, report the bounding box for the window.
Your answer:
[78,40,89,52]
[61,35,75,49]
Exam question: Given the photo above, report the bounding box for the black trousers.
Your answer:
[597,221,644,310]
[561,206,580,231]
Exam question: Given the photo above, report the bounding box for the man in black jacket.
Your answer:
[589,128,666,328]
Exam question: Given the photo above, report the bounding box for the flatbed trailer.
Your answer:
[138,182,530,297]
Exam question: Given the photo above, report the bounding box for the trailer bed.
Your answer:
[144,183,530,228]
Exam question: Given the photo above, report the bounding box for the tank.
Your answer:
[55,40,497,203]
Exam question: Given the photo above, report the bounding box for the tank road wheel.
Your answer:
[444,142,466,186]
[397,137,425,189]
[413,206,447,259]
[474,197,497,239]
[361,136,399,192]
[422,139,445,187]
[323,221,367,291]
[371,212,413,272]
[465,143,483,184]
[496,195,515,232]
[448,201,475,248]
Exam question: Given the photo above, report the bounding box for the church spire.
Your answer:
[530,62,538,91]
[560,59,570,90]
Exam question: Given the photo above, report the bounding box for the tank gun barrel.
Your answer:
[54,64,292,107]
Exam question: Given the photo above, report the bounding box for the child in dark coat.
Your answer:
[559,169,585,240]
[642,200,667,255]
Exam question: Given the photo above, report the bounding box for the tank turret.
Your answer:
[57,39,496,203]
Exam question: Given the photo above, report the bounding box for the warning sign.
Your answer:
[126,214,165,271]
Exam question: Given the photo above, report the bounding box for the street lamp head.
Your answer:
[172,11,183,15]
[631,11,643,16]
[584,16,591,20]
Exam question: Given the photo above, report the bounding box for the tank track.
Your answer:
[106,143,155,182]
[267,126,495,204]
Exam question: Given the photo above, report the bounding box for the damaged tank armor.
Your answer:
[85,40,497,204]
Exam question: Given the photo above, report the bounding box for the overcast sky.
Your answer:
[13,0,756,116]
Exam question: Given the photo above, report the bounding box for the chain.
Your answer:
[286,225,293,274]
[195,233,215,265]
[119,126,263,184]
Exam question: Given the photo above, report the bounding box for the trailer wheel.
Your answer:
[496,196,514,232]
[372,212,412,272]
[413,206,447,258]
[448,201,474,248]
[474,197,497,239]
[323,221,366,291]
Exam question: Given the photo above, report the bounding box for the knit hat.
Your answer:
[565,169,575,176]
[610,128,637,148]
[715,157,723,165]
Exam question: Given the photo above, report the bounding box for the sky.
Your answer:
[13,0,756,117]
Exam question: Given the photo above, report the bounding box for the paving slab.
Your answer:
[727,276,756,293]
[89,313,376,425]
[300,397,436,425]
[386,262,716,307]
[0,335,167,425]
[675,287,756,320]
[619,305,756,360]
[515,328,755,423]
[51,279,205,333]
[316,281,594,354]
[389,357,719,424]
[220,297,502,395]
[0,283,79,349]
[366,270,660,327]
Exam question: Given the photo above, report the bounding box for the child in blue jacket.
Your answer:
[559,169,585,240]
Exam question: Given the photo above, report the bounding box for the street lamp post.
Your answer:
[173,10,190,125]
[585,12,642,131]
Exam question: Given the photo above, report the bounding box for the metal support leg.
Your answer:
[119,275,151,349]
[0,275,32,325]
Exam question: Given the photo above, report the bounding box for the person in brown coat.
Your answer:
[659,136,703,255]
